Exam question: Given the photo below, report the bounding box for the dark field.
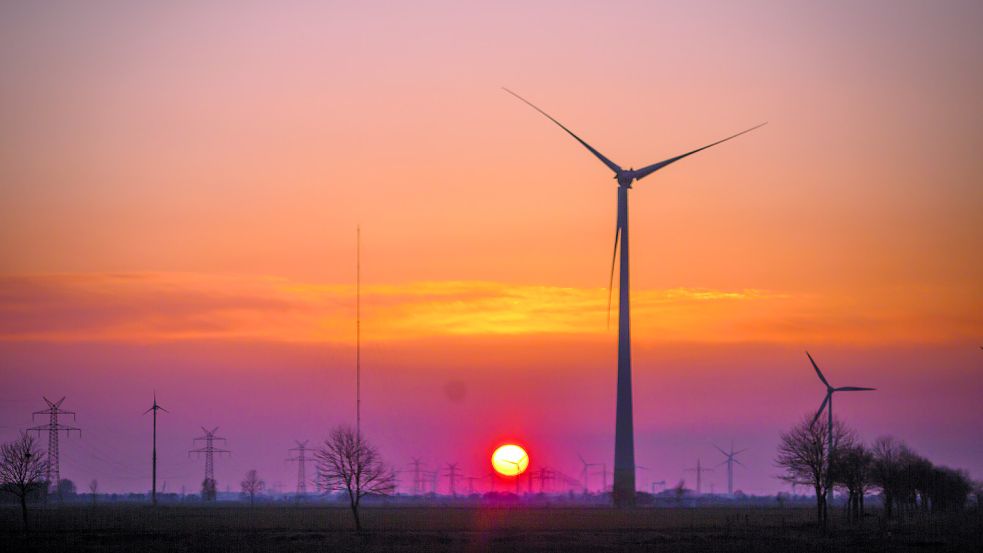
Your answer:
[2,505,981,552]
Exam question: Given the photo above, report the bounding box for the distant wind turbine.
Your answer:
[806,351,875,488]
[505,88,764,506]
[713,441,746,496]
[144,392,167,506]
[577,453,601,494]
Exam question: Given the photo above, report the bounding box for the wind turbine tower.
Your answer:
[143,393,168,505]
[287,440,314,496]
[28,396,81,494]
[506,89,764,506]
[714,442,747,496]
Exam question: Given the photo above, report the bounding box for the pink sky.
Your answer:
[1,1,981,494]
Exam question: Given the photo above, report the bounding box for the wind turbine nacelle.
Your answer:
[616,172,635,188]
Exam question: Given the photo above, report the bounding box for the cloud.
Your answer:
[0,273,978,345]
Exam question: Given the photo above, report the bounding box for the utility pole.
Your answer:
[144,392,168,506]
[444,463,462,496]
[685,458,713,495]
[287,440,314,497]
[28,396,80,495]
[189,427,230,500]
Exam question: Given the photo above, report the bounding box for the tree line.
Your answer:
[776,415,977,529]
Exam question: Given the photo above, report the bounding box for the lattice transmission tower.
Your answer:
[28,396,80,493]
[189,426,229,500]
[287,440,315,496]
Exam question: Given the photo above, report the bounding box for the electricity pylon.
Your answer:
[684,458,713,495]
[189,427,229,500]
[444,462,462,496]
[287,440,314,497]
[408,458,424,495]
[29,396,80,495]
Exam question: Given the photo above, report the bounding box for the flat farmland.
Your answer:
[1,505,981,552]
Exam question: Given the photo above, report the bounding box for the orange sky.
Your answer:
[0,1,981,494]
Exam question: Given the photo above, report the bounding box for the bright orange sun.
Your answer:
[491,444,529,476]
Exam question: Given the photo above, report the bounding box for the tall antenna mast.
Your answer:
[356,225,361,440]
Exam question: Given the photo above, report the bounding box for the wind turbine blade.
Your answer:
[811,393,830,426]
[734,448,748,456]
[805,351,830,387]
[734,459,746,468]
[835,387,876,392]
[715,460,728,468]
[632,123,766,181]
[713,444,729,457]
[607,216,621,329]
[503,88,623,174]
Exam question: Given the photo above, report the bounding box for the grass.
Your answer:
[1,504,981,552]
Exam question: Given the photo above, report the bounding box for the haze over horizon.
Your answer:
[1,1,981,495]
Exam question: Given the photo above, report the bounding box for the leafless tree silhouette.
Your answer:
[315,426,395,531]
[240,469,265,506]
[0,433,48,531]
[88,478,98,505]
[776,415,855,530]
[832,443,873,522]
[871,436,972,518]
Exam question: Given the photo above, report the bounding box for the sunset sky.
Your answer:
[1,1,981,495]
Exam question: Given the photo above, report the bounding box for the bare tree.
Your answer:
[775,415,855,530]
[0,433,48,531]
[870,436,910,519]
[315,426,395,531]
[832,443,873,522]
[240,469,265,506]
[88,478,98,505]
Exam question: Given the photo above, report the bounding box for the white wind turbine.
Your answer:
[506,88,764,506]
[713,442,746,496]
[806,351,875,487]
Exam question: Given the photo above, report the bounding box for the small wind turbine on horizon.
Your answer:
[577,453,601,494]
[713,441,746,496]
[143,392,168,506]
[505,88,764,506]
[806,351,875,489]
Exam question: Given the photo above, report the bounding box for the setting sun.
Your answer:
[491,444,529,476]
